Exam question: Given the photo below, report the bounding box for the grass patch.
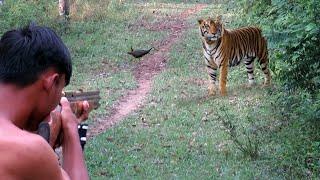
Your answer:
[61,2,172,120]
[85,3,286,179]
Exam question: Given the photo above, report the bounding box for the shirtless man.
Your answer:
[0,24,90,179]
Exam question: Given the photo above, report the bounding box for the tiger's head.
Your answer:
[198,15,224,44]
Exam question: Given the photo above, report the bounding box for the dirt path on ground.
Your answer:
[88,4,206,137]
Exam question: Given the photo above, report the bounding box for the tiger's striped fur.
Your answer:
[198,16,271,96]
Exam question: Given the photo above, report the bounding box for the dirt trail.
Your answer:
[88,4,206,137]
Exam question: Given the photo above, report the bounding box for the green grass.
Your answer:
[61,1,216,121]
[85,3,287,179]
[62,2,171,119]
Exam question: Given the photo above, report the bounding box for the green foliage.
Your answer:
[225,0,320,178]
[270,90,320,178]
[279,29,320,93]
[235,0,320,93]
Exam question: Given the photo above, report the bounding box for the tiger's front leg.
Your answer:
[206,65,218,96]
[219,60,228,96]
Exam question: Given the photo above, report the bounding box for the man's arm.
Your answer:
[60,97,90,180]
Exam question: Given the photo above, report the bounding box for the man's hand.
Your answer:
[60,97,90,133]
[41,107,62,148]
[39,98,90,148]
[59,97,90,180]
[72,100,90,123]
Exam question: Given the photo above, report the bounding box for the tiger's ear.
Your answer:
[216,15,224,35]
[216,15,222,23]
[197,19,204,25]
[209,18,215,24]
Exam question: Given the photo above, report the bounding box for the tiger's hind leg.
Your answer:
[260,59,271,86]
[244,57,256,87]
[258,55,271,86]
[258,38,271,86]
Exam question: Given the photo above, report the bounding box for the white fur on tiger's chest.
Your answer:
[202,41,222,67]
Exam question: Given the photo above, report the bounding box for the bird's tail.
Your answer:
[148,47,156,52]
[151,47,159,51]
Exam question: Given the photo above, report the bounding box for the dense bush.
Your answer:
[229,0,320,178]
[272,90,320,177]
[237,0,320,94]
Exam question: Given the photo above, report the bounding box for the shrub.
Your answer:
[234,0,320,94]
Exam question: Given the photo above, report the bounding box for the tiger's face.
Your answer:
[198,17,223,44]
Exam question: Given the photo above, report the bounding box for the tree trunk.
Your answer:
[59,0,70,18]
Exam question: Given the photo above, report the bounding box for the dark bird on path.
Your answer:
[127,47,154,58]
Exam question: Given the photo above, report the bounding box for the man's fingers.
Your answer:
[54,105,62,113]
[83,101,90,111]
[78,101,90,122]
[60,97,70,106]
[60,97,72,111]
[60,97,91,123]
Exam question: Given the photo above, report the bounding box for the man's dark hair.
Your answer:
[0,24,72,87]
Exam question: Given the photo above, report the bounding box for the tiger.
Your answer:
[198,15,271,96]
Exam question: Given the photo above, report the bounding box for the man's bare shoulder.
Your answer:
[0,129,65,180]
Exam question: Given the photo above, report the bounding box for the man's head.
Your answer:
[0,24,72,129]
[0,23,72,86]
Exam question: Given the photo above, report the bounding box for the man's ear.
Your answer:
[42,73,60,92]
[197,19,204,25]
